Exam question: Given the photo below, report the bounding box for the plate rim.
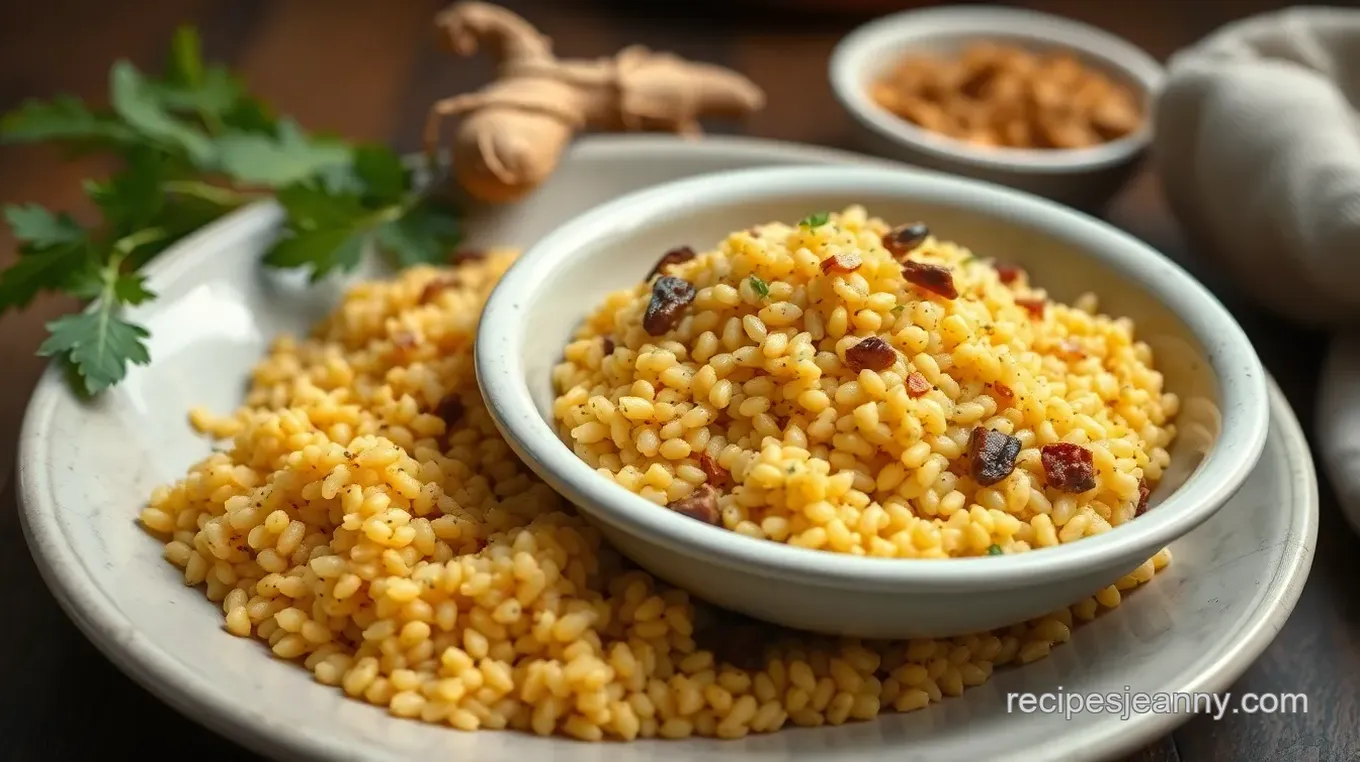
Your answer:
[16,134,1320,762]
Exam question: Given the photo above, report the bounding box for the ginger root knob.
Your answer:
[425,2,766,204]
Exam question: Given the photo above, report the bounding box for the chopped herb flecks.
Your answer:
[800,211,830,228]
[748,275,770,299]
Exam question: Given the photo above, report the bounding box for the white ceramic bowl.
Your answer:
[829,6,1165,210]
[476,164,1268,639]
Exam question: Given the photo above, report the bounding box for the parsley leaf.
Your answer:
[265,226,369,282]
[0,206,95,311]
[374,201,462,268]
[748,275,770,299]
[800,211,830,228]
[38,308,151,396]
[6,204,85,248]
[986,544,1003,556]
[109,60,217,166]
[0,96,137,146]
[214,118,351,187]
[891,304,906,314]
[0,25,462,397]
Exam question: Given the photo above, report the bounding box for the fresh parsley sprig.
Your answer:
[0,27,461,396]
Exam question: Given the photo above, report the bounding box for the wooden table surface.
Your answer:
[0,1,1353,760]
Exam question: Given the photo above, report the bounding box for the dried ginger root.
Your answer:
[426,2,766,203]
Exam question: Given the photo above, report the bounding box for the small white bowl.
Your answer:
[475,164,1268,639]
[829,6,1165,210]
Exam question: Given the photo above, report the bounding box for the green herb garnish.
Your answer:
[891,304,906,314]
[799,211,830,228]
[0,27,461,396]
[986,544,1004,556]
[748,275,770,299]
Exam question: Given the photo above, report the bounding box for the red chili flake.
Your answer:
[434,394,465,428]
[969,427,1022,486]
[450,249,486,265]
[646,245,696,279]
[902,260,959,299]
[1135,478,1151,516]
[820,252,862,275]
[1016,297,1046,318]
[391,330,417,350]
[1040,443,1097,493]
[601,336,615,356]
[995,263,1025,285]
[991,382,1015,407]
[906,371,932,397]
[668,483,721,525]
[419,277,460,304]
[697,453,730,486]
[845,336,897,372]
[882,222,930,259]
[642,276,696,335]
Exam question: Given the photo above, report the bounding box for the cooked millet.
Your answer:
[142,242,1172,743]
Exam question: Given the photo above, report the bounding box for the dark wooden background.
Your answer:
[1,1,1355,760]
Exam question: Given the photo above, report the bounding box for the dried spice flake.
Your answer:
[1040,442,1097,493]
[902,260,959,299]
[450,249,487,265]
[906,371,932,397]
[994,262,1024,285]
[820,252,862,275]
[419,277,460,304]
[1016,297,1046,318]
[601,336,615,356]
[697,453,730,486]
[1135,477,1151,516]
[391,330,417,350]
[646,245,696,279]
[642,276,696,335]
[969,426,1022,486]
[991,382,1015,407]
[882,222,930,259]
[845,336,897,372]
[668,483,721,525]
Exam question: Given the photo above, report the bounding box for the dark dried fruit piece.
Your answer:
[991,382,1015,407]
[1040,442,1097,493]
[1135,478,1151,516]
[994,263,1024,285]
[845,336,897,372]
[601,336,615,356]
[1016,297,1046,318]
[668,483,721,525]
[902,260,959,299]
[646,245,697,279]
[820,252,863,275]
[435,394,465,428]
[969,427,1022,486]
[642,276,696,335]
[419,277,460,304]
[882,222,930,259]
[698,453,730,486]
[906,371,932,397]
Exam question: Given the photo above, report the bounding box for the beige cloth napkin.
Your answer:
[1153,6,1360,529]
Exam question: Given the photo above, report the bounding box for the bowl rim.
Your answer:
[475,163,1270,592]
[828,4,1166,173]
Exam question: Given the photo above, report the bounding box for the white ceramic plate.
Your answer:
[18,135,1318,762]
